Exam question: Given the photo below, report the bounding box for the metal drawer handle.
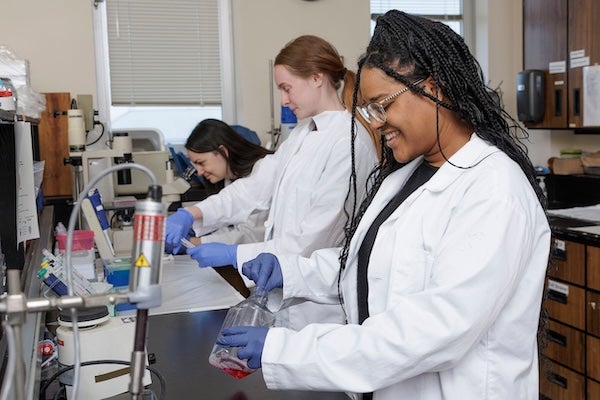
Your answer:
[548,289,567,304]
[547,371,568,389]
[590,301,596,311]
[547,329,567,347]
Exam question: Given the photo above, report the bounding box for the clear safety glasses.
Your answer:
[357,78,426,124]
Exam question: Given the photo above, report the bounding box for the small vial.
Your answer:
[180,238,195,249]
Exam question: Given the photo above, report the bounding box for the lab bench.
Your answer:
[2,205,347,400]
[540,216,600,399]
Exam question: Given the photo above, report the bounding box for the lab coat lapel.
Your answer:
[263,119,313,240]
[381,134,500,225]
[342,157,423,273]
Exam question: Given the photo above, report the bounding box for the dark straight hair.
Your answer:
[185,119,273,179]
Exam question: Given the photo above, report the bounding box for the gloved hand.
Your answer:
[241,253,283,292]
[165,208,194,254]
[217,326,269,370]
[164,238,188,255]
[187,242,238,268]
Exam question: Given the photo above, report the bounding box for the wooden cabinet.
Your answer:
[523,0,600,129]
[541,237,600,399]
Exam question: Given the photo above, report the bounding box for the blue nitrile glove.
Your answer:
[165,208,194,254]
[241,253,283,292]
[217,326,269,370]
[187,242,238,268]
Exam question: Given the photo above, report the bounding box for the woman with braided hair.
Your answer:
[215,11,550,400]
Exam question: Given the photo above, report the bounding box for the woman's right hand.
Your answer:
[165,208,195,253]
[241,253,283,292]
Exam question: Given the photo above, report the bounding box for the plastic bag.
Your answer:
[0,46,46,118]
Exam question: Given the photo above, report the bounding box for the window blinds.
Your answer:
[370,0,461,16]
[106,0,221,106]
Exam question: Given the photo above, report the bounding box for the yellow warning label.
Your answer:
[135,254,151,268]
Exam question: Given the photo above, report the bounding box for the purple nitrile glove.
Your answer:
[217,326,269,370]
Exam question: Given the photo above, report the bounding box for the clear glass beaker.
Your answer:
[208,287,275,378]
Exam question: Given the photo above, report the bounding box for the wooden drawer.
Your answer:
[588,378,600,399]
[550,239,585,286]
[539,360,585,400]
[588,246,600,291]
[587,291,600,336]
[542,320,584,373]
[545,278,586,329]
[587,335,600,381]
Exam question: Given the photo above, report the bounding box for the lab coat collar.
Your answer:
[343,134,498,271]
[425,133,499,193]
[310,109,350,132]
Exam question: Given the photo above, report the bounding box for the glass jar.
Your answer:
[208,287,275,378]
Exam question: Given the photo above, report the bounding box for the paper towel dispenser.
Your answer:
[516,70,545,122]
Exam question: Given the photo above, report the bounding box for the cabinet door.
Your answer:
[587,245,600,291]
[567,0,600,128]
[523,0,568,129]
[550,239,585,286]
[539,359,585,399]
[587,335,600,381]
[543,320,585,373]
[545,278,586,330]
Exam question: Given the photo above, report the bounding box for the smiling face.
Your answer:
[274,64,322,120]
[359,67,472,166]
[186,146,233,183]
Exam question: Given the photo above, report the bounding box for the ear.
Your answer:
[422,77,442,100]
[312,72,324,88]
[217,144,229,158]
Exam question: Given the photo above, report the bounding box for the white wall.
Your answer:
[231,0,370,143]
[2,0,599,163]
[1,0,97,97]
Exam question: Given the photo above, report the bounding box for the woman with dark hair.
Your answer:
[179,118,272,246]
[215,11,551,400]
[165,35,378,330]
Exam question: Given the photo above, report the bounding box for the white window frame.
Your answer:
[369,0,474,50]
[91,0,235,142]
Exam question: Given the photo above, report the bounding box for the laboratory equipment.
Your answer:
[209,287,275,378]
[0,162,164,400]
[56,307,152,400]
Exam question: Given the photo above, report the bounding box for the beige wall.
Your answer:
[1,0,598,164]
[231,0,370,142]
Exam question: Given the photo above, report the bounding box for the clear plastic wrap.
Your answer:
[0,46,46,118]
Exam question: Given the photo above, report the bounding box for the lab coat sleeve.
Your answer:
[261,180,550,392]
[276,247,343,305]
[235,133,377,265]
[191,153,280,235]
[200,210,267,245]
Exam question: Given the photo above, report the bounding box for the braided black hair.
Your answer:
[339,10,546,273]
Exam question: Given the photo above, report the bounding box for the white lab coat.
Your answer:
[197,179,268,245]
[261,134,551,400]
[193,110,378,329]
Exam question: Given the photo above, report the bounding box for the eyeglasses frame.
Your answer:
[357,78,426,124]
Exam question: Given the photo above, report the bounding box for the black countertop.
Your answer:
[129,310,348,400]
[549,215,600,247]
